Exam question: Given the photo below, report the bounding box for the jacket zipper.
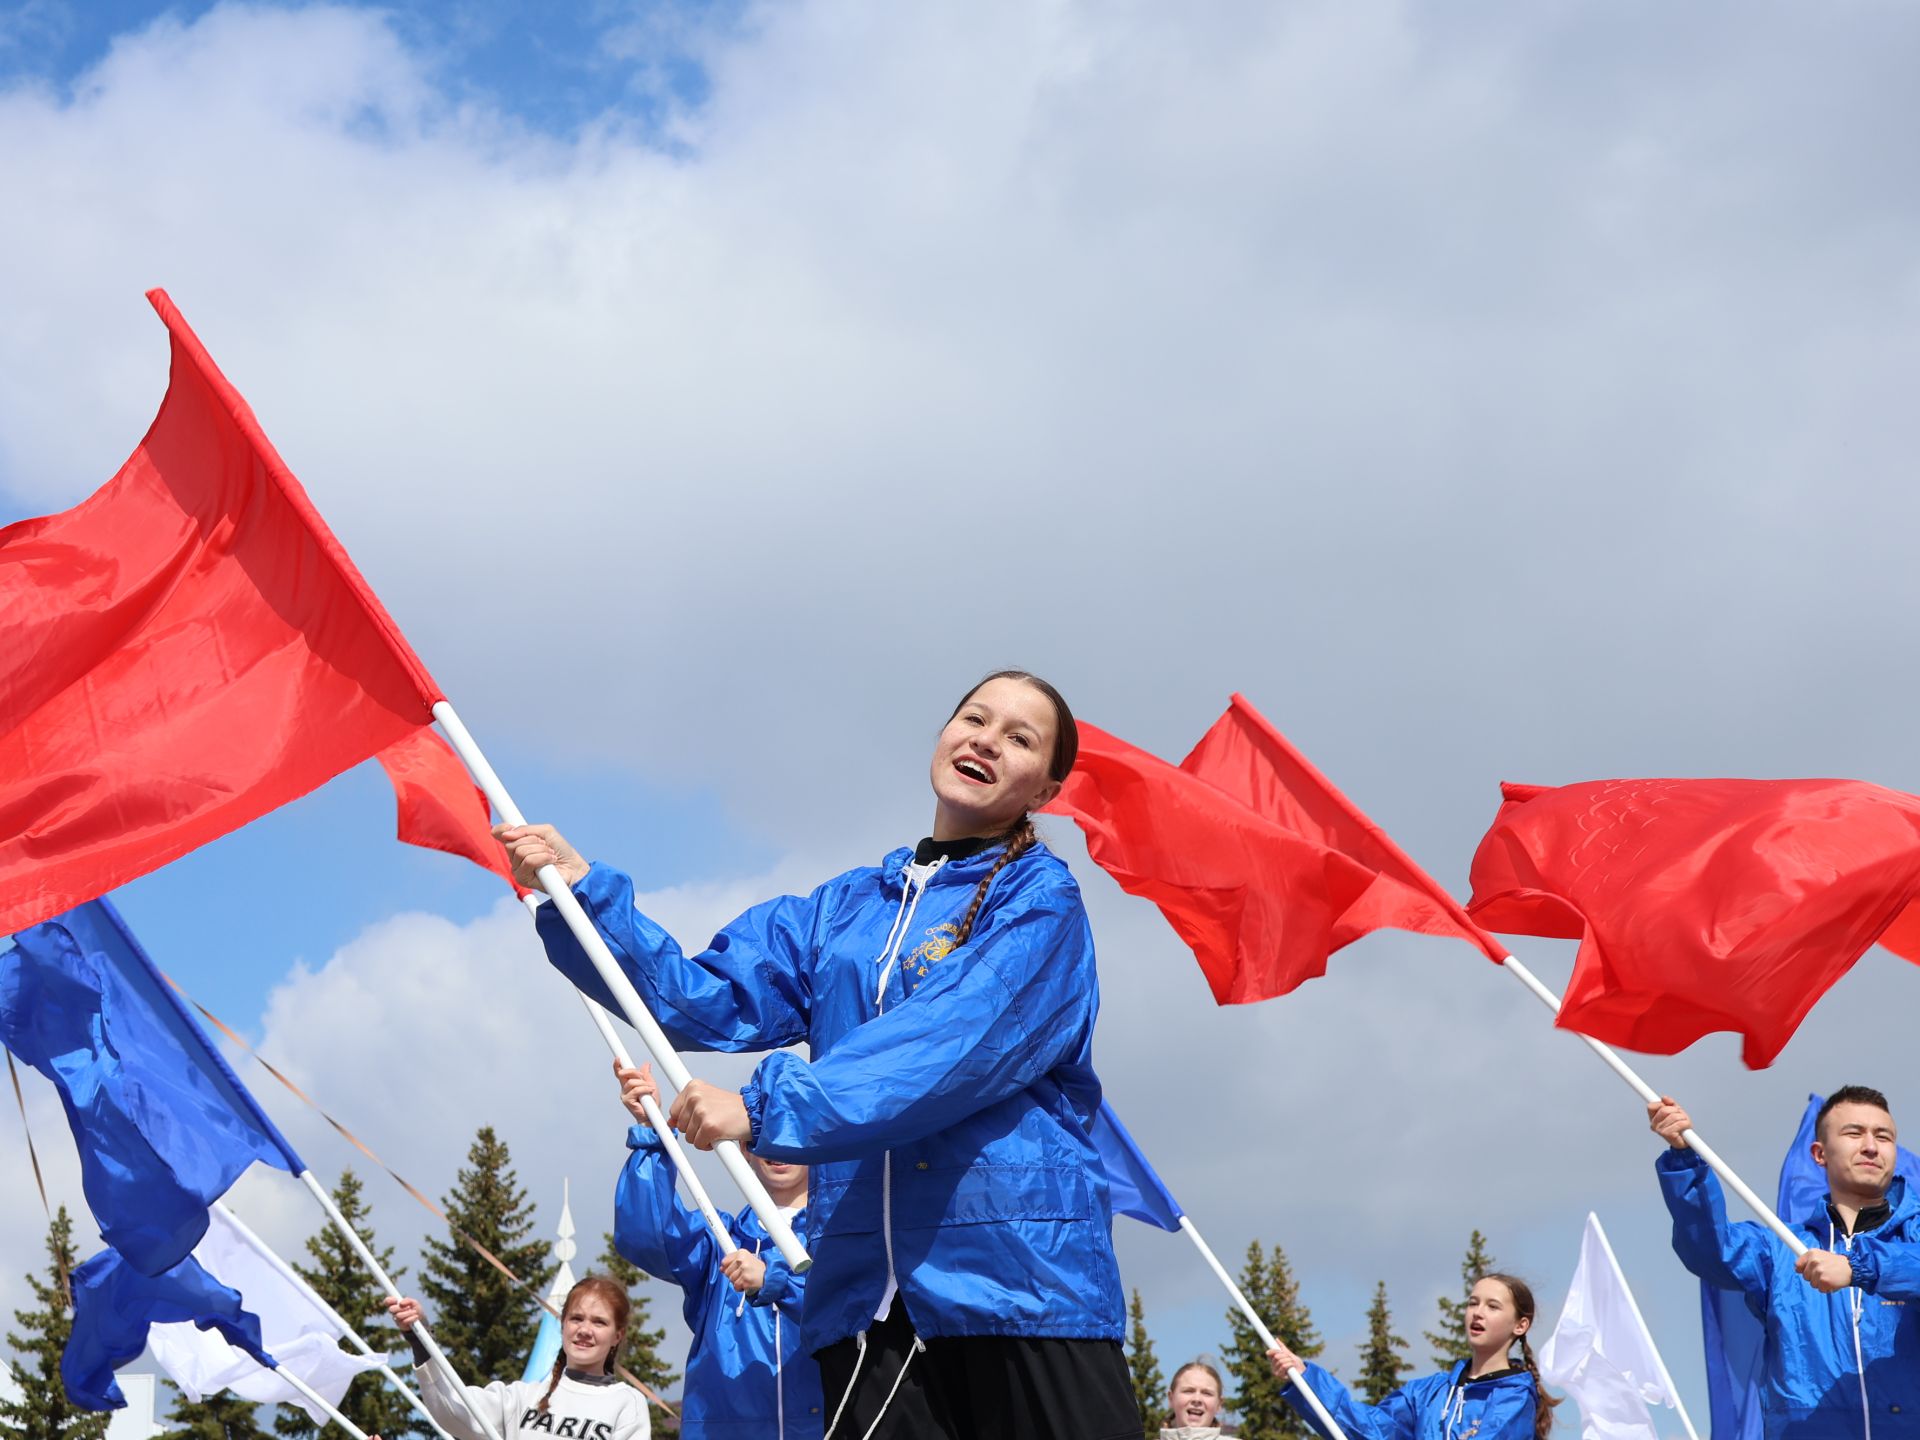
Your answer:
[872,859,940,1322]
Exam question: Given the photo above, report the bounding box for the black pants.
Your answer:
[815,1298,1139,1440]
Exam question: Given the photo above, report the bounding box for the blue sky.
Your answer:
[5,0,1920,1427]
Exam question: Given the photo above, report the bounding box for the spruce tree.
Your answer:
[1222,1241,1322,1440]
[274,1169,419,1440]
[1424,1230,1497,1370]
[0,1207,110,1440]
[156,1384,268,1440]
[1124,1288,1166,1438]
[595,1230,680,1431]
[418,1127,551,1384]
[1357,1281,1413,1404]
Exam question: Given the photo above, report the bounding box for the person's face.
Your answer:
[561,1292,620,1373]
[928,677,1062,836]
[748,1150,807,1193]
[1168,1366,1222,1428]
[1813,1102,1897,1198]
[1465,1278,1527,1354]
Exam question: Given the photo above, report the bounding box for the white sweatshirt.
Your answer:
[416,1360,651,1440]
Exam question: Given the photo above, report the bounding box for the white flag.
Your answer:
[1538,1213,1696,1440]
[149,1207,386,1425]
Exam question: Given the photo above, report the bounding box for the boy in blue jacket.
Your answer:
[616,1061,822,1439]
[1651,1085,1920,1440]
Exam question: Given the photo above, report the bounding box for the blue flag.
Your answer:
[63,1246,275,1411]
[1089,1100,1185,1231]
[521,1307,562,1384]
[1700,1094,1920,1440]
[1,898,306,1275]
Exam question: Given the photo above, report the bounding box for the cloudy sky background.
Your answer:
[4,0,1920,1426]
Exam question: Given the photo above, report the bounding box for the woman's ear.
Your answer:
[1513,1314,1531,1337]
[1033,779,1063,810]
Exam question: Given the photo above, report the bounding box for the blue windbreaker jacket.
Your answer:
[538,843,1125,1354]
[1659,1149,1920,1440]
[613,1125,822,1439]
[1285,1360,1537,1440]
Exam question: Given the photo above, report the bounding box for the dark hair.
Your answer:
[1165,1360,1225,1423]
[537,1275,631,1412]
[1478,1273,1559,1440]
[1817,1086,1892,1142]
[946,670,1079,947]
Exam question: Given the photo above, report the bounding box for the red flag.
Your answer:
[1045,694,1498,1004]
[1467,777,1920,1067]
[377,728,527,896]
[0,290,441,933]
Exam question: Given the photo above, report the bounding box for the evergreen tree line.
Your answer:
[1,1127,684,1440]
[1123,1228,1501,1440]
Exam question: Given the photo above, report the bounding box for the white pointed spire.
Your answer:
[546,1177,577,1303]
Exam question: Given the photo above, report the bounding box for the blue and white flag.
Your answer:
[2,897,306,1274]
[1088,1100,1185,1231]
[64,1246,274,1411]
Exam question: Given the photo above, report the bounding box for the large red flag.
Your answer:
[0,291,442,933]
[376,728,527,896]
[1045,694,1499,1004]
[1467,777,1920,1067]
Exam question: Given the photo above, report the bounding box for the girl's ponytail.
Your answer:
[1516,1331,1561,1440]
[952,816,1037,947]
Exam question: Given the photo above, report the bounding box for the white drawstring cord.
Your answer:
[821,1330,868,1440]
[1835,1218,1873,1440]
[872,861,941,1009]
[857,1337,926,1440]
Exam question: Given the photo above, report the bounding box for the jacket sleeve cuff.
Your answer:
[1656,1147,1708,1174]
[626,1123,663,1153]
[749,1257,792,1309]
[1851,1242,1882,1292]
[740,1077,767,1150]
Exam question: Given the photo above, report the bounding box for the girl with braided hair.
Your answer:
[1267,1275,1560,1440]
[385,1279,649,1440]
[500,671,1136,1439]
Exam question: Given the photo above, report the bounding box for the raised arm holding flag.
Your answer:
[0,288,807,1274]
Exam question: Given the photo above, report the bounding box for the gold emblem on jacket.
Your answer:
[904,923,959,978]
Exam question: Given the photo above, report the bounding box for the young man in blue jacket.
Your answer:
[616,1061,823,1440]
[1650,1085,1920,1440]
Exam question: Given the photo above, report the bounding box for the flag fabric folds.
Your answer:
[1700,1095,1920,1440]
[0,897,305,1274]
[64,1246,273,1411]
[0,288,443,936]
[377,727,525,895]
[1087,1101,1185,1231]
[1466,778,1920,1066]
[1538,1213,1687,1440]
[1045,694,1498,1004]
[148,1207,385,1426]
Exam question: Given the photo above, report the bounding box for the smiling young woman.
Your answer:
[497,671,1137,1440]
[384,1279,649,1440]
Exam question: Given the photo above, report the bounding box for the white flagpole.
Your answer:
[295,1171,505,1440]
[434,700,810,1273]
[1497,953,1804,1254]
[552,936,738,1257]
[1586,1215,1702,1440]
[274,1364,372,1440]
[212,1202,456,1440]
[1175,1217,1351,1440]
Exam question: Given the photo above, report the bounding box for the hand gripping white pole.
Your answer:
[434,701,809,1272]
[557,948,738,1257]
[1177,1218,1351,1440]
[1498,952,1804,1253]
[295,1171,505,1440]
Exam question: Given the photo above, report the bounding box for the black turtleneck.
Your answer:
[913,834,1001,865]
[1828,1195,1893,1237]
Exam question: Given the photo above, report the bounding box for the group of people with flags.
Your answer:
[7,293,1920,1440]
